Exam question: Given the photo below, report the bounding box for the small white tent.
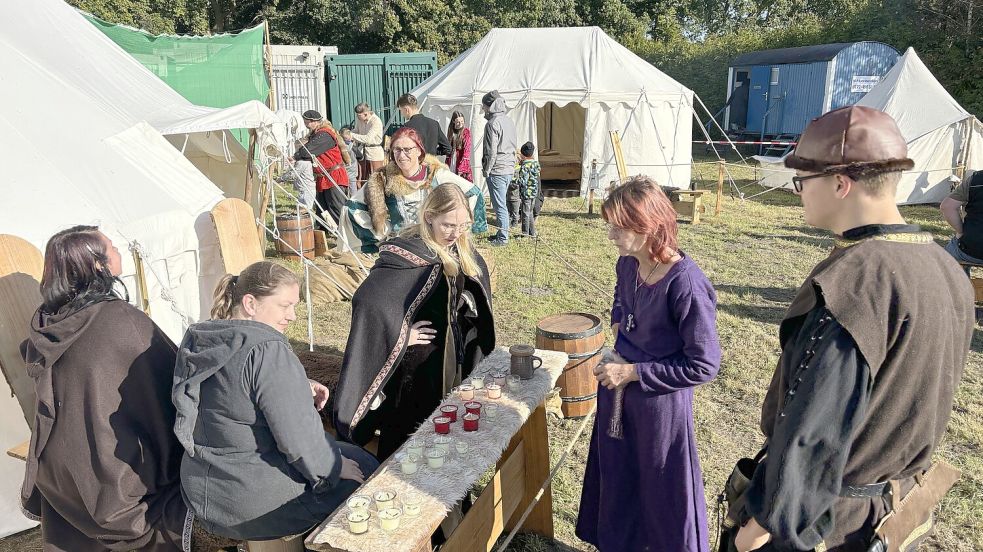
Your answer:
[410,27,694,194]
[756,48,982,204]
[857,48,983,204]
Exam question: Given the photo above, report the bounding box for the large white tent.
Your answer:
[0,0,283,537]
[410,27,694,194]
[756,48,982,204]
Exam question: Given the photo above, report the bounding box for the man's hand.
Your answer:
[735,518,772,552]
[309,379,329,411]
[593,361,638,390]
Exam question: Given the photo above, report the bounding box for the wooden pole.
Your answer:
[715,160,724,216]
[264,20,276,111]
[131,248,151,316]
[588,159,597,215]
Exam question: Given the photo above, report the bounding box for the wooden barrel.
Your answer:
[275,211,314,261]
[535,313,605,418]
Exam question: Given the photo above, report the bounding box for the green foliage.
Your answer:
[68,0,981,116]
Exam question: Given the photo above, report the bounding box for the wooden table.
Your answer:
[306,349,566,552]
[671,190,706,224]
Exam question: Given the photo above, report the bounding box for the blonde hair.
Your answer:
[210,261,300,319]
[405,183,482,278]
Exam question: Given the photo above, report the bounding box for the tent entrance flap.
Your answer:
[536,102,585,181]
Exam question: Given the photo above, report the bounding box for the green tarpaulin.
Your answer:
[84,14,270,146]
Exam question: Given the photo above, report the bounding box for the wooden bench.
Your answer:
[958,262,983,303]
[670,190,706,224]
[7,439,28,461]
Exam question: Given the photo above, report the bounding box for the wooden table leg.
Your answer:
[505,403,554,538]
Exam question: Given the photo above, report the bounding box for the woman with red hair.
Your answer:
[576,176,721,552]
[337,126,487,253]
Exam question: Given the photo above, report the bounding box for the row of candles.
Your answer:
[345,370,524,535]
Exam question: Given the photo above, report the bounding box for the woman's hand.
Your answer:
[309,379,330,411]
[735,518,772,552]
[339,456,366,483]
[594,362,638,390]
[408,320,437,346]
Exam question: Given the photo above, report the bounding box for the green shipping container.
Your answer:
[326,52,438,134]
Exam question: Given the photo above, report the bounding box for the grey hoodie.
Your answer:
[172,319,343,539]
[482,92,518,177]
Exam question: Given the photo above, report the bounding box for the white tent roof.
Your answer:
[857,48,975,142]
[413,26,693,107]
[758,48,981,204]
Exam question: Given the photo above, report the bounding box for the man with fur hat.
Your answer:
[481,90,517,246]
[292,110,350,224]
[734,106,973,552]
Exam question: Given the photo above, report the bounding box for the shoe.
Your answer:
[489,238,508,247]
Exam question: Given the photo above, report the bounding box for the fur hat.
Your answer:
[784,106,914,177]
[302,110,322,121]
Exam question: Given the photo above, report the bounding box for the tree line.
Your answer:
[69,0,981,117]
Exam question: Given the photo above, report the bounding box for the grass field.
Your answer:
[3,162,980,552]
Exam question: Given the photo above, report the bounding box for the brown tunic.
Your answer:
[757,229,973,549]
[21,299,188,551]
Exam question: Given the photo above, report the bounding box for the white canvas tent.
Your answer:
[0,0,283,537]
[756,48,982,204]
[410,27,694,194]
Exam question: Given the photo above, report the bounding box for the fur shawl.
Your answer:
[365,155,448,234]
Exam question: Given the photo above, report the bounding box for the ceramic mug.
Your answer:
[509,344,542,380]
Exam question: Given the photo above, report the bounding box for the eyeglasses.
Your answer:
[392,146,418,157]
[437,222,473,233]
[791,172,839,193]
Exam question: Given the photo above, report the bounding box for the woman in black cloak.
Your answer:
[333,182,495,459]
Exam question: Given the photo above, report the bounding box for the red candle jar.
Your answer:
[462,413,479,432]
[439,404,459,423]
[465,401,482,416]
[432,416,451,434]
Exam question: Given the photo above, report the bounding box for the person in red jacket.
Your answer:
[293,110,350,224]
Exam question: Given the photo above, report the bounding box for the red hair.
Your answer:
[390,126,427,164]
[601,176,679,263]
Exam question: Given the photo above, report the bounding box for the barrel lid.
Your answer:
[537,312,601,334]
[276,209,310,220]
[510,344,534,356]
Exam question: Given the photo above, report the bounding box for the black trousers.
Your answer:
[318,186,348,227]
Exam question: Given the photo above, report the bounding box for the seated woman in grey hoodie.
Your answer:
[172,261,378,541]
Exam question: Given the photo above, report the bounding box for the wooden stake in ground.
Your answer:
[588,159,598,214]
[609,131,628,182]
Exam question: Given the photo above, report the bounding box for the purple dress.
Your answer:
[576,253,721,552]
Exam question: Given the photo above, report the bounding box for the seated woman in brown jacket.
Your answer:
[20,225,197,551]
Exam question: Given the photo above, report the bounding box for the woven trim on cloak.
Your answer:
[350,264,442,429]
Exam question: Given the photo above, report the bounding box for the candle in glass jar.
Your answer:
[439,404,459,422]
[426,448,446,468]
[406,438,424,458]
[347,494,371,515]
[457,384,475,401]
[470,375,485,389]
[507,374,521,390]
[379,508,402,532]
[432,416,451,434]
[493,372,507,386]
[347,511,369,534]
[486,383,502,399]
[399,453,419,475]
[374,490,396,511]
[463,413,479,431]
[402,492,422,518]
[485,403,499,418]
[465,401,482,416]
[433,435,452,454]
[454,439,469,454]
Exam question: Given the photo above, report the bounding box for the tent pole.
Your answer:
[264,20,276,111]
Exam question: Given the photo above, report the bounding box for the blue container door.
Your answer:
[745,66,772,133]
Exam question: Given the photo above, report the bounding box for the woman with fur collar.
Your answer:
[338,127,487,254]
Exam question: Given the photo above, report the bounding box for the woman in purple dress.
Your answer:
[576,176,721,552]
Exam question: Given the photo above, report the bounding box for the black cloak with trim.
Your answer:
[333,235,495,448]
